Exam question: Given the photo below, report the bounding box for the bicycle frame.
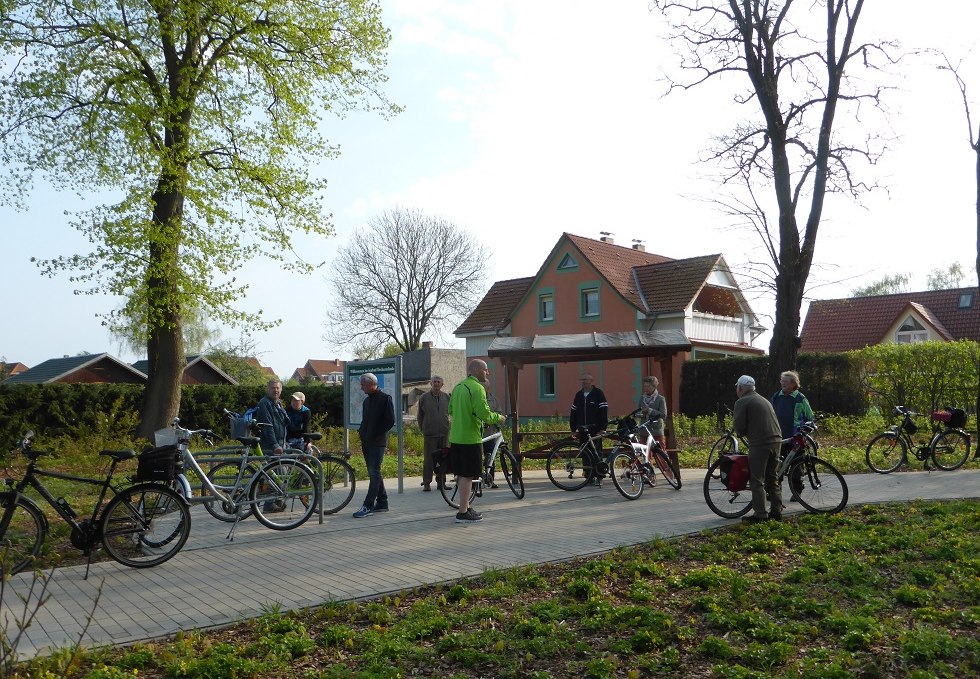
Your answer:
[4,465,120,540]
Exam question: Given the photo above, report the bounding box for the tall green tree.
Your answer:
[851,272,912,297]
[654,0,895,390]
[0,1,396,437]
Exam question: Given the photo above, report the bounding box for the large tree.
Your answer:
[325,207,487,354]
[0,1,396,437]
[654,0,894,388]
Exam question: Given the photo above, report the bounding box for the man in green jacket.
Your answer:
[448,359,505,523]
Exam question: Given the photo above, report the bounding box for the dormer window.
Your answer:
[557,253,578,271]
[959,293,973,309]
[896,316,928,344]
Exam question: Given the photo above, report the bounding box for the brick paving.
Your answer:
[2,467,978,659]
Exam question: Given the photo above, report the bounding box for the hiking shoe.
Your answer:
[353,505,374,518]
[373,505,389,513]
[741,514,768,524]
[455,508,483,523]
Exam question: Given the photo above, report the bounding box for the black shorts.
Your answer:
[449,442,482,479]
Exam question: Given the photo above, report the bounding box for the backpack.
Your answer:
[719,453,750,492]
[230,405,260,439]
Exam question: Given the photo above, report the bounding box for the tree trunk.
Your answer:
[767,271,803,393]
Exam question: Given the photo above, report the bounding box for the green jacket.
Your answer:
[449,376,504,444]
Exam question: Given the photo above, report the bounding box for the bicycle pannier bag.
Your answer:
[136,444,182,482]
[720,453,749,492]
[434,446,453,475]
[948,408,967,428]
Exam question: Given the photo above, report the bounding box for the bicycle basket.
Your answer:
[229,416,251,440]
[136,444,183,482]
[902,419,919,435]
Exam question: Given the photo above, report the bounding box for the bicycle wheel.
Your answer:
[440,475,477,509]
[249,459,318,530]
[314,455,357,515]
[703,460,752,519]
[651,447,681,489]
[707,434,737,478]
[499,447,525,499]
[931,429,971,471]
[0,496,46,576]
[610,449,644,500]
[865,432,907,474]
[546,441,592,491]
[101,484,190,568]
[792,457,848,514]
[203,460,258,522]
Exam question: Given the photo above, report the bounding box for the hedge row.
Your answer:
[0,383,344,451]
[679,352,867,417]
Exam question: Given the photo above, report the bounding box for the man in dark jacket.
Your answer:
[255,379,288,455]
[733,375,783,522]
[570,373,609,485]
[353,373,395,518]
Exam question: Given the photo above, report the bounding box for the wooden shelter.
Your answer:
[487,329,692,458]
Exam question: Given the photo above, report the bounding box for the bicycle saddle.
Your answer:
[235,436,261,447]
[302,432,323,441]
[100,449,137,461]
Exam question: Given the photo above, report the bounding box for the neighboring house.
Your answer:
[800,287,980,352]
[0,362,29,381]
[401,342,466,415]
[455,232,765,417]
[5,353,148,384]
[131,355,238,385]
[243,357,278,378]
[291,358,345,385]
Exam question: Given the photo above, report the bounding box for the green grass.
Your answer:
[6,499,979,678]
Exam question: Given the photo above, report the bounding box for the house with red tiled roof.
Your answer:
[5,353,148,384]
[0,361,29,381]
[455,233,765,417]
[800,287,980,352]
[291,358,345,385]
[244,357,277,378]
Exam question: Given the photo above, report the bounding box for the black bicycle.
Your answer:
[865,406,972,473]
[0,431,191,577]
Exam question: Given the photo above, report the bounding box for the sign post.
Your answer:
[344,357,404,493]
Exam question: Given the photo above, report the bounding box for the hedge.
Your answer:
[0,383,344,451]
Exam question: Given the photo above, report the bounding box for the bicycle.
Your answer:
[0,431,191,577]
[439,427,525,510]
[865,405,972,473]
[284,432,357,516]
[609,413,682,500]
[545,412,642,491]
[167,416,320,532]
[703,421,848,519]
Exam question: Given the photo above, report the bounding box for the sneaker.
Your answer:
[373,505,389,513]
[455,508,483,523]
[741,514,768,524]
[488,482,499,489]
[353,505,373,518]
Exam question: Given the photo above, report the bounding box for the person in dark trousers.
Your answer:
[417,375,450,491]
[733,374,783,522]
[771,370,814,501]
[569,372,609,484]
[285,391,312,450]
[255,379,288,455]
[353,373,395,518]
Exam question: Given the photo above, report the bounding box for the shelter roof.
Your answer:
[488,329,691,364]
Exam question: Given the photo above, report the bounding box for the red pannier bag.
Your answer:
[720,453,750,492]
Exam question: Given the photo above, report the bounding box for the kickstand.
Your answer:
[226,508,244,542]
[83,550,93,580]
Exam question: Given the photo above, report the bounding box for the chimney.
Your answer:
[632,239,645,252]
[599,231,614,245]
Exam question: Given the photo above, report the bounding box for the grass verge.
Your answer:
[7,499,978,678]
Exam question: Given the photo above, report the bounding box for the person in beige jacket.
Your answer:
[417,375,451,491]
[732,374,783,522]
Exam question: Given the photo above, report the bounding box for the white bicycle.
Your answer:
[439,429,524,509]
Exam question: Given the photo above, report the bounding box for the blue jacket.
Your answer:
[255,395,289,452]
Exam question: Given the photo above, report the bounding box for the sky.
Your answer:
[2,0,980,378]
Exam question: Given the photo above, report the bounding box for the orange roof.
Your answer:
[800,287,980,352]
[563,233,672,309]
[306,359,344,376]
[455,277,534,335]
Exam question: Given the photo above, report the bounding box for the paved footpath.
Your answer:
[3,467,978,659]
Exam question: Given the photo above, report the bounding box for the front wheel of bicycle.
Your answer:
[203,460,258,523]
[440,475,477,509]
[0,495,46,576]
[499,447,525,499]
[652,447,681,489]
[315,454,357,515]
[101,484,191,568]
[249,459,318,530]
[610,448,644,500]
[707,434,737,478]
[546,441,592,491]
[791,457,848,514]
[931,429,971,471]
[865,432,907,474]
[703,460,752,519]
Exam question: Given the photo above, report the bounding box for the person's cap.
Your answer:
[735,375,755,388]
[290,392,305,402]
